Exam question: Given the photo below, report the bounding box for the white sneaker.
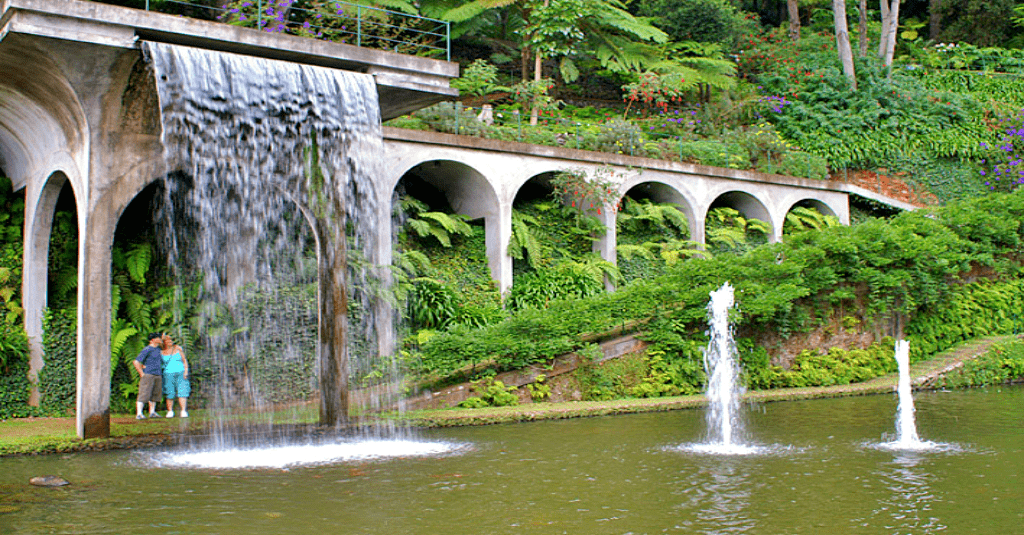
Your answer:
[180,410,189,418]
[148,412,161,418]
[166,410,174,418]
[136,414,145,420]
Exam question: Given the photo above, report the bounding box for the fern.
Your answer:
[126,243,152,284]
[508,211,547,269]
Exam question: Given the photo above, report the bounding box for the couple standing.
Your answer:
[134,332,191,419]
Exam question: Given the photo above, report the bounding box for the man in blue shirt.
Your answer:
[133,332,165,419]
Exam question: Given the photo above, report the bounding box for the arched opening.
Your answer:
[506,169,610,310]
[616,181,697,283]
[782,199,840,238]
[705,191,773,255]
[392,160,500,333]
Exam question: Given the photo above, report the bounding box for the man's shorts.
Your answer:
[137,373,163,403]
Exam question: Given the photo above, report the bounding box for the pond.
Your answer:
[1,386,1022,534]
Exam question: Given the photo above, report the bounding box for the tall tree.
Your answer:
[787,0,800,42]
[878,0,900,74]
[929,0,941,39]
[858,0,868,56]
[834,0,857,90]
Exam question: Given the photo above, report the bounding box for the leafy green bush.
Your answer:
[934,338,1024,388]
[505,265,604,312]
[39,308,76,415]
[637,0,755,47]
[458,377,519,408]
[0,322,34,419]
[413,102,489,137]
[906,281,1024,361]
[677,140,750,168]
[411,190,1024,384]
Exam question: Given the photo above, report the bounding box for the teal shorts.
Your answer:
[162,371,191,399]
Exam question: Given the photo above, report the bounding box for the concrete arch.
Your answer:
[620,180,700,243]
[76,160,165,438]
[392,158,506,288]
[23,170,80,405]
[706,190,777,244]
[0,37,89,191]
[785,197,839,219]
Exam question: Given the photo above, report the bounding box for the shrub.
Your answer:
[935,338,1024,388]
[413,102,489,136]
[637,0,756,47]
[677,140,750,168]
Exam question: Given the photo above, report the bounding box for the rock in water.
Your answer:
[29,476,69,487]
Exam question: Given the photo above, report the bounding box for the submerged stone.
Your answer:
[29,476,69,487]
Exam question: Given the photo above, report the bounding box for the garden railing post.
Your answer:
[258,0,263,30]
[575,123,579,150]
[456,102,462,134]
[357,6,362,48]
[446,21,451,62]
[516,111,522,142]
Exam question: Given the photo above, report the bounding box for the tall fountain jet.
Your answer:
[701,282,749,453]
[892,340,926,449]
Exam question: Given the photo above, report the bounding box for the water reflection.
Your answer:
[678,461,756,534]
[870,453,947,534]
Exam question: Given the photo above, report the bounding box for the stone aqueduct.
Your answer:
[1,0,912,438]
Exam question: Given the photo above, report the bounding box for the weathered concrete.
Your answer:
[1,0,458,438]
[0,0,458,120]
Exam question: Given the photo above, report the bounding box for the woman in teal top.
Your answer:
[161,334,191,418]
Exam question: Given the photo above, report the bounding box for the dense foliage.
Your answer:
[409,190,1024,389]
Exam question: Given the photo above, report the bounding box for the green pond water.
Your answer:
[1,386,1021,534]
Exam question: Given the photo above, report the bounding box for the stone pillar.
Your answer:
[486,201,513,294]
[595,207,617,291]
[77,210,113,439]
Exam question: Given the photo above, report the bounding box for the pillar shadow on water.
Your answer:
[144,42,458,467]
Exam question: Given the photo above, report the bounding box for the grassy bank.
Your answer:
[1,336,1015,457]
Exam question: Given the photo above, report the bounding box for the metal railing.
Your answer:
[133,0,450,60]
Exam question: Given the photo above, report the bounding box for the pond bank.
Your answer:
[1,335,1013,457]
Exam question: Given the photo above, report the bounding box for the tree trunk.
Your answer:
[929,0,941,40]
[529,0,548,126]
[878,0,900,74]
[787,0,800,42]
[834,0,857,90]
[858,0,868,56]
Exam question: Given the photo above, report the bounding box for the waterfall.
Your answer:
[144,41,399,448]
